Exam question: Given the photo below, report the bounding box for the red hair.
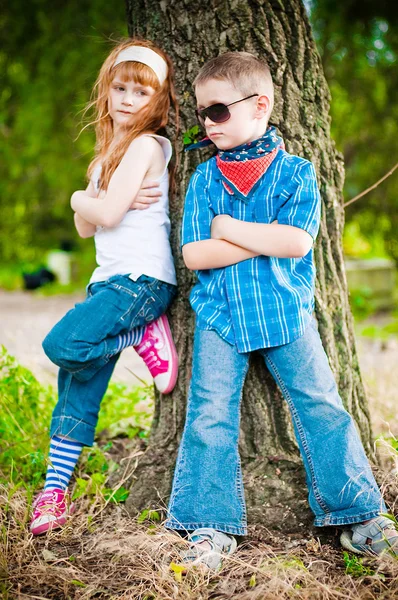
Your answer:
[84,38,178,191]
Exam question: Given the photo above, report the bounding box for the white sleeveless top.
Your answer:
[89,134,177,286]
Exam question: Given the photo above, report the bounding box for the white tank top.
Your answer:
[89,134,177,286]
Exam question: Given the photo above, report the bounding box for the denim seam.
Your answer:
[54,374,91,442]
[264,353,331,515]
[148,280,175,311]
[167,443,187,512]
[168,355,249,531]
[52,415,93,442]
[165,520,248,536]
[235,360,250,524]
[109,281,139,299]
[57,371,73,435]
[235,458,247,524]
[314,508,384,527]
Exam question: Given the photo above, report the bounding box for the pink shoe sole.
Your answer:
[156,314,179,394]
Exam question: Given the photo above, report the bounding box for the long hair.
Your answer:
[84,38,179,192]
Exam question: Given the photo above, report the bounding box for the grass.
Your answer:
[1,342,398,599]
[0,347,153,494]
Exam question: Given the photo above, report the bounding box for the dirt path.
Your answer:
[0,290,151,386]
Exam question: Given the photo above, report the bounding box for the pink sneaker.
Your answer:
[134,314,178,394]
[30,489,75,535]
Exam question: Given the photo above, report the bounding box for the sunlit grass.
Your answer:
[0,347,154,494]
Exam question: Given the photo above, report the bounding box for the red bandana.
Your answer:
[216,148,279,198]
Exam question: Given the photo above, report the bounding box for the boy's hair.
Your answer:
[194,52,274,113]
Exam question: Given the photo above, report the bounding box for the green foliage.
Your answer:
[104,486,130,503]
[97,381,153,439]
[343,552,379,578]
[0,347,55,487]
[0,242,96,293]
[137,509,161,523]
[311,4,398,263]
[343,220,390,261]
[376,435,398,454]
[0,0,127,265]
[183,125,201,146]
[0,348,154,500]
[349,287,377,320]
[360,316,398,338]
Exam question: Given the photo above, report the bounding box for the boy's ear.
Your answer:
[255,94,270,119]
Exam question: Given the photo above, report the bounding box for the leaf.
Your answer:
[137,509,149,523]
[72,477,88,500]
[379,512,398,526]
[42,549,57,562]
[137,509,160,523]
[183,125,200,146]
[104,486,130,503]
[71,579,87,587]
[169,562,186,582]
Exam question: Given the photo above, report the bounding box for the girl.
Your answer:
[30,39,179,535]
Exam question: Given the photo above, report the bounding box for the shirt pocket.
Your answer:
[253,193,279,224]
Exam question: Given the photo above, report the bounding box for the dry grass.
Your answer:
[2,486,398,600]
[1,327,397,599]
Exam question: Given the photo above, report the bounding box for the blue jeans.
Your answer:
[43,274,176,446]
[165,321,386,534]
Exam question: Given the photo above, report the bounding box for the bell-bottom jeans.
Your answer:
[166,319,385,535]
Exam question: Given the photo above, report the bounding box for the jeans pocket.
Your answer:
[148,281,177,313]
[108,276,139,299]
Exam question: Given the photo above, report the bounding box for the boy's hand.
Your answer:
[211,214,232,240]
[130,180,162,210]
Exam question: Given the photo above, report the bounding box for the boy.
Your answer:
[165,52,397,569]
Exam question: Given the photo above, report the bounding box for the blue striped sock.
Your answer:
[116,326,145,354]
[44,435,83,491]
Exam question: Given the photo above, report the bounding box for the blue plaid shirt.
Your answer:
[181,149,321,352]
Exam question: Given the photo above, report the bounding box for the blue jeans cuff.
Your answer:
[164,519,247,536]
[50,415,95,446]
[314,505,388,527]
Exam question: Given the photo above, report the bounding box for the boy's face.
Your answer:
[195,78,269,150]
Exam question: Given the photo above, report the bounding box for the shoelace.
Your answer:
[137,336,168,371]
[34,498,64,515]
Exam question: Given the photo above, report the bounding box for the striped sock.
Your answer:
[115,326,145,354]
[44,435,84,491]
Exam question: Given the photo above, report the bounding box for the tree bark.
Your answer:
[123,0,373,531]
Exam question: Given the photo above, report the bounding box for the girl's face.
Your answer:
[108,76,156,130]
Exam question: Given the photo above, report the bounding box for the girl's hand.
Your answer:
[211,214,232,240]
[130,180,161,210]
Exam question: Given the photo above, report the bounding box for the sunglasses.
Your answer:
[195,94,259,125]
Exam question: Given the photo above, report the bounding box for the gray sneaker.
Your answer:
[340,515,398,556]
[179,527,237,570]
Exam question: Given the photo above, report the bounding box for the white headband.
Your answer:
[113,46,168,86]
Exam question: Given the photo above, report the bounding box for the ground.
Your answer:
[1,290,397,599]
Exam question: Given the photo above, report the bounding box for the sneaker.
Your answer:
[340,515,398,556]
[134,314,178,394]
[30,488,75,536]
[179,528,237,570]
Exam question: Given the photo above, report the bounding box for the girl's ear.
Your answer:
[255,94,270,119]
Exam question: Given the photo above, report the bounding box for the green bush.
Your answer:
[0,348,154,494]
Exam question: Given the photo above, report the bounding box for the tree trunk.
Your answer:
[123,0,373,531]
